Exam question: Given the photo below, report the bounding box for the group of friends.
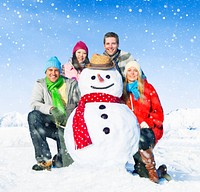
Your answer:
[28,32,167,183]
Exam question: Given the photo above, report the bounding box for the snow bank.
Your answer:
[0,112,28,127]
[0,108,200,192]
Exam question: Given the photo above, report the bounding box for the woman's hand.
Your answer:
[140,121,149,128]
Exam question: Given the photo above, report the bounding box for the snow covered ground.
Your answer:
[0,108,200,192]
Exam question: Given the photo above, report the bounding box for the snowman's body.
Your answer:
[65,68,140,168]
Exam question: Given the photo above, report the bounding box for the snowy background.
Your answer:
[0,1,200,191]
[0,108,200,192]
[0,0,200,115]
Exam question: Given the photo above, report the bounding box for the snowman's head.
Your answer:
[78,68,123,97]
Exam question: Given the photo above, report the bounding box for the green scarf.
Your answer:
[45,76,66,115]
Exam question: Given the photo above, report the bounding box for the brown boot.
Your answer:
[32,160,52,171]
[139,148,159,183]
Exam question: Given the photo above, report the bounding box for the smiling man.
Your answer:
[27,56,80,171]
[103,32,146,81]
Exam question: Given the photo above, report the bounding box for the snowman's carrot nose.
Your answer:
[97,74,104,82]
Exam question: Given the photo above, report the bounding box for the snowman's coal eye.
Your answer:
[91,76,96,80]
[106,75,110,79]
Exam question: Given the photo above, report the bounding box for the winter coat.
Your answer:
[62,58,82,81]
[104,50,135,79]
[126,80,164,144]
[103,50,148,80]
[117,50,135,78]
[30,76,81,121]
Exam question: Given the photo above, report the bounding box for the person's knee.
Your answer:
[28,110,41,124]
[139,128,155,150]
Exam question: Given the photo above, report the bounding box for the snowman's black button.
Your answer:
[99,105,106,110]
[101,114,108,119]
[103,127,110,134]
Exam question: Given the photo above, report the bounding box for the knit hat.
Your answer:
[124,60,142,77]
[85,54,114,70]
[44,56,62,73]
[72,41,88,54]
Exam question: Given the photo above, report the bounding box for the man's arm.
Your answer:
[30,81,52,115]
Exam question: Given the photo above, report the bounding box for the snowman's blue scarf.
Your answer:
[126,81,140,100]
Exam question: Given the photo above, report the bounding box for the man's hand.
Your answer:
[51,107,67,126]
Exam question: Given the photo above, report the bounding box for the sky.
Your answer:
[0,0,200,115]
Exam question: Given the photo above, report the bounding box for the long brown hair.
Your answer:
[72,53,90,71]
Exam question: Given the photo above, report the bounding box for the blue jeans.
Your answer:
[28,110,64,163]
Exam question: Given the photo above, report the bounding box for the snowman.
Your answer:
[65,54,140,168]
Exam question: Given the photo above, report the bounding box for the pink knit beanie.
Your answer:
[72,41,88,54]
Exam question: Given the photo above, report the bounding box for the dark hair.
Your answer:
[103,32,119,45]
[72,53,90,71]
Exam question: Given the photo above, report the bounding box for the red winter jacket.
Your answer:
[126,81,164,144]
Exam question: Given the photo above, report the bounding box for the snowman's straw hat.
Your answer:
[86,54,114,69]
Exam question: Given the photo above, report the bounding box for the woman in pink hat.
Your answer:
[62,41,89,81]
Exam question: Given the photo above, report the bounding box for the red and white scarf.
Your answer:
[73,92,122,149]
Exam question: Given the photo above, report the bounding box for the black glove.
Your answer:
[51,107,67,126]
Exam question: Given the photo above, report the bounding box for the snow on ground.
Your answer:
[0,108,200,192]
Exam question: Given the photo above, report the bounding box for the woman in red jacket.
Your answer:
[123,60,164,183]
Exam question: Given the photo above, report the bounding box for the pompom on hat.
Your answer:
[124,60,142,77]
[44,56,62,73]
[85,54,114,70]
[72,41,88,54]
